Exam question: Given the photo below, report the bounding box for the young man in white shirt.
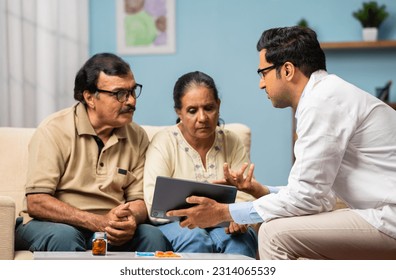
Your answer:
[167,26,396,260]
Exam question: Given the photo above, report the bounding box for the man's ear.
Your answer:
[284,62,295,81]
[83,90,95,109]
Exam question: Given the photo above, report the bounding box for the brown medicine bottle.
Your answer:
[92,232,107,255]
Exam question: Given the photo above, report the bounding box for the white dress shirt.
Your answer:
[230,70,396,239]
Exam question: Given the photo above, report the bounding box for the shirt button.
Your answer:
[99,162,104,167]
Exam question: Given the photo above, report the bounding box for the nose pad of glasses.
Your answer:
[122,90,137,102]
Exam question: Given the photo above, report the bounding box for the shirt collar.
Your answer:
[74,102,127,139]
[295,70,328,119]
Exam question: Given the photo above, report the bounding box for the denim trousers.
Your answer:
[15,217,172,252]
[158,221,258,258]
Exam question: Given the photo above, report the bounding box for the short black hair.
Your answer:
[73,53,132,104]
[257,26,326,78]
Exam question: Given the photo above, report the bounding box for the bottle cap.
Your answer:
[93,232,107,239]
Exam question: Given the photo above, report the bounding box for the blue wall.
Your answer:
[90,0,396,185]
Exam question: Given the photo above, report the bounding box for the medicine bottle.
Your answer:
[92,232,107,255]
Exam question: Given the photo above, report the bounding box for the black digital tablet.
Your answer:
[150,176,237,227]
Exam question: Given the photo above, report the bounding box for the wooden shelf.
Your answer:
[387,102,396,110]
[320,40,396,50]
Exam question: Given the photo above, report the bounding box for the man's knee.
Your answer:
[41,224,86,251]
[258,219,296,260]
[17,221,86,251]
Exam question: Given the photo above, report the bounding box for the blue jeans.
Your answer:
[15,217,172,252]
[158,222,258,258]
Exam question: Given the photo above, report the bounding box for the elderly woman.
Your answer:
[143,71,257,258]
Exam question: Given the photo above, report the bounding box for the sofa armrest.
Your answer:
[0,196,16,260]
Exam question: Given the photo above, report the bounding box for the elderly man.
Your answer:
[15,53,171,252]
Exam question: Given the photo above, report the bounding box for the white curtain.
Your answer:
[0,0,89,127]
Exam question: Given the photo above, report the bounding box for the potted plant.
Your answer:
[297,18,309,28]
[352,1,389,41]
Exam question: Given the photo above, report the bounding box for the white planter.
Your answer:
[362,27,378,41]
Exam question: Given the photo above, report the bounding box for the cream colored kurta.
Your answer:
[144,125,253,224]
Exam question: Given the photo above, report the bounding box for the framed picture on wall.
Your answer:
[116,0,176,55]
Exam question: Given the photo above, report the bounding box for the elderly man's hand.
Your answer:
[104,203,137,246]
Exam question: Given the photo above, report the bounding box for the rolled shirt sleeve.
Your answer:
[229,185,281,224]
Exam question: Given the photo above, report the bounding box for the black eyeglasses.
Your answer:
[96,83,143,102]
[257,65,277,79]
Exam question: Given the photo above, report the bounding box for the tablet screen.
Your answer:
[150,176,237,227]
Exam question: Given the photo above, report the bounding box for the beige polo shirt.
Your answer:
[20,103,149,222]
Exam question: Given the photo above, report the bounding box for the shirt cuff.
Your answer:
[229,201,263,224]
